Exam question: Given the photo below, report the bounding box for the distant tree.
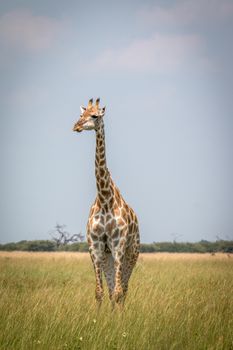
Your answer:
[50,224,84,248]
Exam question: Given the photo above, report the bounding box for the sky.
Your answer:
[1,0,233,243]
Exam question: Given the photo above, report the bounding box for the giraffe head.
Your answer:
[73,98,106,133]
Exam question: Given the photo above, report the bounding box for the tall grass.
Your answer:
[0,252,232,349]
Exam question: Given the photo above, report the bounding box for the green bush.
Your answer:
[0,239,232,253]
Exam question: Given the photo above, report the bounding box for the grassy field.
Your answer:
[0,252,232,350]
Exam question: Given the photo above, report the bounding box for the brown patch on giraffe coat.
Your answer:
[99,168,105,177]
[112,228,119,239]
[93,242,99,249]
[101,189,111,199]
[121,208,128,223]
[115,190,121,207]
[106,214,112,222]
[95,198,101,210]
[109,196,114,208]
[91,233,98,241]
[96,138,102,146]
[99,154,105,161]
[89,217,94,226]
[120,227,127,237]
[124,203,129,212]
[98,193,105,202]
[113,239,119,247]
[106,219,116,233]
[129,209,134,222]
[132,211,136,221]
[114,206,120,217]
[92,224,104,235]
[129,223,134,233]
[117,249,123,257]
[117,217,125,226]
[100,215,104,225]
[100,179,105,188]
[120,239,126,248]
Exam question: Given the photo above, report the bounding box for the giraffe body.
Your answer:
[73,98,140,305]
[87,181,140,303]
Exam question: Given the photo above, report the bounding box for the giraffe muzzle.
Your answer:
[73,123,83,132]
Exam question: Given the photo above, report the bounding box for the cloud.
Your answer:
[0,10,66,51]
[140,0,233,27]
[86,33,211,74]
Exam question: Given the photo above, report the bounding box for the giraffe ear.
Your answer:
[88,98,93,108]
[96,98,100,107]
[100,106,106,117]
[80,106,86,114]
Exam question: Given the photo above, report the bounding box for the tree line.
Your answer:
[0,239,232,253]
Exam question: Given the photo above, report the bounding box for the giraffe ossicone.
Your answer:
[73,98,140,306]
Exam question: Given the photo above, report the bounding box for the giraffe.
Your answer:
[73,98,140,306]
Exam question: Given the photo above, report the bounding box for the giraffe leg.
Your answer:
[102,252,115,301]
[114,260,124,306]
[94,263,104,305]
[89,249,104,305]
[122,250,139,300]
[121,232,140,301]
[113,243,126,305]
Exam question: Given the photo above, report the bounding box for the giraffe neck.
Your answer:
[95,120,113,205]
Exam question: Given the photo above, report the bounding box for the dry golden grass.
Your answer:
[0,251,229,260]
[0,252,232,350]
[0,251,90,260]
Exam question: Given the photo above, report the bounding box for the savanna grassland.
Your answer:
[0,252,232,350]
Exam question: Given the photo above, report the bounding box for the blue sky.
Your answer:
[1,0,233,243]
